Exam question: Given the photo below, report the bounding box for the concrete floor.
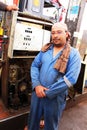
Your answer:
[59,100,87,130]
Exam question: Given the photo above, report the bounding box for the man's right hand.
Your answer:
[35,85,49,98]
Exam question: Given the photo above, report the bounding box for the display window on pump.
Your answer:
[19,0,44,17]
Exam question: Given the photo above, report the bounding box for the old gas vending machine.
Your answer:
[1,10,52,110]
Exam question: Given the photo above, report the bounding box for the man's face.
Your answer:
[51,25,67,47]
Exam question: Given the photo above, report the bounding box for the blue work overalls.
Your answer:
[28,45,81,130]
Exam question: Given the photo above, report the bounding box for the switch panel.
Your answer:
[13,22,43,51]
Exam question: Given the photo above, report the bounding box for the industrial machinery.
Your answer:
[1,11,52,109]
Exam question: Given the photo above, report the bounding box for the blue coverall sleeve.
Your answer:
[31,51,42,90]
[45,49,81,99]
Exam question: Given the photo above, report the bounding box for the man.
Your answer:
[28,22,81,130]
[0,1,18,11]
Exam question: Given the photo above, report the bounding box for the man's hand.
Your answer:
[35,85,49,98]
[6,4,19,11]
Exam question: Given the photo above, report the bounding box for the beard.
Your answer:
[53,42,64,47]
[52,38,66,47]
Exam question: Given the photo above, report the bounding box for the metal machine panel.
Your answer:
[42,29,51,46]
[13,22,43,51]
[19,0,44,17]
